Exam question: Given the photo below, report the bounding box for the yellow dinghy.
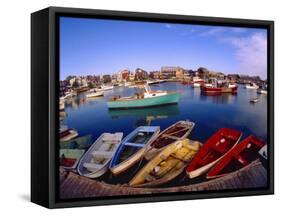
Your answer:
[129,139,200,187]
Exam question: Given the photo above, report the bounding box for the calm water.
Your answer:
[62,82,267,143]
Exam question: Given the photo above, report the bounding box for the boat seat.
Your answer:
[234,155,249,166]
[124,142,145,148]
[92,151,113,157]
[209,145,229,154]
[83,162,104,171]
[161,134,180,140]
[144,172,157,182]
[102,133,122,142]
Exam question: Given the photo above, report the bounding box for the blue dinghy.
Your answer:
[110,126,160,175]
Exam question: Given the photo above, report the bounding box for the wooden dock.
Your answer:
[60,160,267,199]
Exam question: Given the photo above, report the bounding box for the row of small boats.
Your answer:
[59,120,267,188]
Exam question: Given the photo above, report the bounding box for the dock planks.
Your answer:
[59,160,267,199]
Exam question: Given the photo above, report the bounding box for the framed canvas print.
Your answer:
[31,7,274,208]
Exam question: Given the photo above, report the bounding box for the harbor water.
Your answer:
[62,82,267,142]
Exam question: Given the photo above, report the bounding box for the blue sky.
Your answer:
[60,17,267,80]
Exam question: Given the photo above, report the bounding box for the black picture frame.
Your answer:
[31,6,274,209]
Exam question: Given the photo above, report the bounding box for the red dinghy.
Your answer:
[207,135,265,179]
[186,128,242,179]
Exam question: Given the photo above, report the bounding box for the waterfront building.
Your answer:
[81,78,88,86]
[129,72,135,81]
[69,77,76,86]
[119,69,130,81]
[161,66,183,79]
[176,68,184,79]
[238,75,262,84]
[149,71,161,79]
[227,74,240,82]
[103,74,112,83]
[135,68,148,80]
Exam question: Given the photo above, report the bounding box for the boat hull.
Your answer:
[129,139,200,187]
[201,86,237,93]
[144,120,195,160]
[86,92,104,98]
[257,89,267,95]
[207,135,265,179]
[186,128,242,179]
[107,93,180,109]
[110,147,146,175]
[110,126,160,175]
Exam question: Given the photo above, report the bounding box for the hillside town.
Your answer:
[60,66,267,95]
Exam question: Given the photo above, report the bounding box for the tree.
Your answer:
[88,82,95,89]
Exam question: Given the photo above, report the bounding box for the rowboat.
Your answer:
[96,85,114,92]
[86,90,104,98]
[59,126,79,142]
[110,126,160,175]
[107,84,180,109]
[77,133,123,178]
[60,134,93,149]
[245,82,259,89]
[257,88,268,95]
[207,135,265,179]
[192,77,204,88]
[60,149,85,169]
[186,128,242,179]
[144,120,195,160]
[250,97,259,103]
[129,139,201,187]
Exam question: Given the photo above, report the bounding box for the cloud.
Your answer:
[224,32,267,79]
[200,27,225,36]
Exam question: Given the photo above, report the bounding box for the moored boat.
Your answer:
[201,78,237,93]
[86,89,104,98]
[257,88,268,95]
[144,120,195,160]
[107,84,180,109]
[60,134,93,149]
[77,133,123,178]
[147,80,165,85]
[250,97,259,103]
[207,135,265,179]
[110,126,160,175]
[60,134,93,169]
[60,149,85,169]
[186,128,242,179]
[59,126,79,142]
[201,83,237,93]
[192,77,204,88]
[192,82,202,88]
[96,85,114,92]
[129,139,201,187]
[245,82,259,89]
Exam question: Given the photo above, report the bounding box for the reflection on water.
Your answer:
[62,82,267,144]
[108,105,180,126]
[200,92,238,104]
